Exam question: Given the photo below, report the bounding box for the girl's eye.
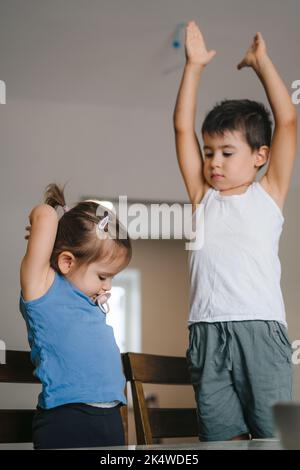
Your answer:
[223,153,233,157]
[99,276,106,281]
[205,154,213,158]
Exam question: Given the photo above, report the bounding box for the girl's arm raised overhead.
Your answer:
[20,204,58,300]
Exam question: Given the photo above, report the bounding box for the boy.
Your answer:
[174,21,297,441]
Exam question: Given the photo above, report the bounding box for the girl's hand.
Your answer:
[185,21,216,67]
[237,32,268,71]
[24,225,31,240]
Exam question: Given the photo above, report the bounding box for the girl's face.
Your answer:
[65,249,129,302]
[202,130,264,190]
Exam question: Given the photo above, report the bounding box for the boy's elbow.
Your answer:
[173,110,189,133]
[288,110,298,125]
[282,109,298,127]
[173,121,194,134]
[173,113,181,132]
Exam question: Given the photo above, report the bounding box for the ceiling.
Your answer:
[0,0,299,201]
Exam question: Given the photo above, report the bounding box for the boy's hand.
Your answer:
[185,21,216,67]
[237,32,268,70]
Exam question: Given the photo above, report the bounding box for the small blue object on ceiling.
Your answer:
[172,22,185,49]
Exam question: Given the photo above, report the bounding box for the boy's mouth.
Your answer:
[211,174,224,179]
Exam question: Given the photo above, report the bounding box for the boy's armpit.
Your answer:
[192,182,212,209]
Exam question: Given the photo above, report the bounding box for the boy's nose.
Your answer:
[210,155,223,167]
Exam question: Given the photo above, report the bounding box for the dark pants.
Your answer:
[33,403,125,449]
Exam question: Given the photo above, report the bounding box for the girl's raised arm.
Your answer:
[20,204,58,300]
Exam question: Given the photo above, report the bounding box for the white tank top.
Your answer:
[188,181,287,326]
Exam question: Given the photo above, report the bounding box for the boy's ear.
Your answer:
[57,251,77,274]
[254,145,269,168]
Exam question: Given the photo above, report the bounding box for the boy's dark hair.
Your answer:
[43,183,132,274]
[201,99,273,152]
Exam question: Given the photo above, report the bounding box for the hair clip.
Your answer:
[98,214,109,232]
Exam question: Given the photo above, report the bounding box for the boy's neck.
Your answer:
[219,181,253,196]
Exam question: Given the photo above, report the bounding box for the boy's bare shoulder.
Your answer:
[258,175,284,212]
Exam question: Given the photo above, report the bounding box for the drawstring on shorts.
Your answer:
[218,323,234,371]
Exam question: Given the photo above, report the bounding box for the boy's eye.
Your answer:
[223,153,233,157]
[99,276,106,281]
[205,153,213,158]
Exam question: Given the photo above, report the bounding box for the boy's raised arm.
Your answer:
[238,32,298,207]
[173,21,216,208]
[20,204,58,296]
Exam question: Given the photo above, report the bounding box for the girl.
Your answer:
[20,183,132,449]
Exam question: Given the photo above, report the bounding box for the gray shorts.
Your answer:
[186,320,293,441]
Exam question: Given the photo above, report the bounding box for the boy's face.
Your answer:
[202,130,264,190]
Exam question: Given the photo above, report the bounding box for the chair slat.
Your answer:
[0,410,35,443]
[123,353,191,384]
[0,351,38,383]
[148,408,198,438]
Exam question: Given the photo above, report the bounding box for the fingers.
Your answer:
[186,20,203,39]
[253,31,265,46]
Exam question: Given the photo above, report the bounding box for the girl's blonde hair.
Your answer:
[43,183,132,273]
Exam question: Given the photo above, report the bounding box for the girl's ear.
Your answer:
[254,145,269,168]
[57,251,76,274]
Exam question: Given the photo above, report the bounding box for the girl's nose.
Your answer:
[102,278,112,291]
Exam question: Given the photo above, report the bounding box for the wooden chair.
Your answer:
[0,350,128,445]
[123,352,199,445]
[0,350,39,443]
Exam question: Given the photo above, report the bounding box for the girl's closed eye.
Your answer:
[99,276,107,281]
[223,152,233,157]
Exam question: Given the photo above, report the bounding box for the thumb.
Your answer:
[237,59,247,70]
[208,50,217,61]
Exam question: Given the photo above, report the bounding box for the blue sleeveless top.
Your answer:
[19,272,126,409]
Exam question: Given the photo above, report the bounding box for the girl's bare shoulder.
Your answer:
[21,266,56,302]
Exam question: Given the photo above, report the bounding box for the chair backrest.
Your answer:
[0,350,128,444]
[0,350,38,443]
[122,352,198,445]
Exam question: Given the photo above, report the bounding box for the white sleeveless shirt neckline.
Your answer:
[188,181,286,326]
